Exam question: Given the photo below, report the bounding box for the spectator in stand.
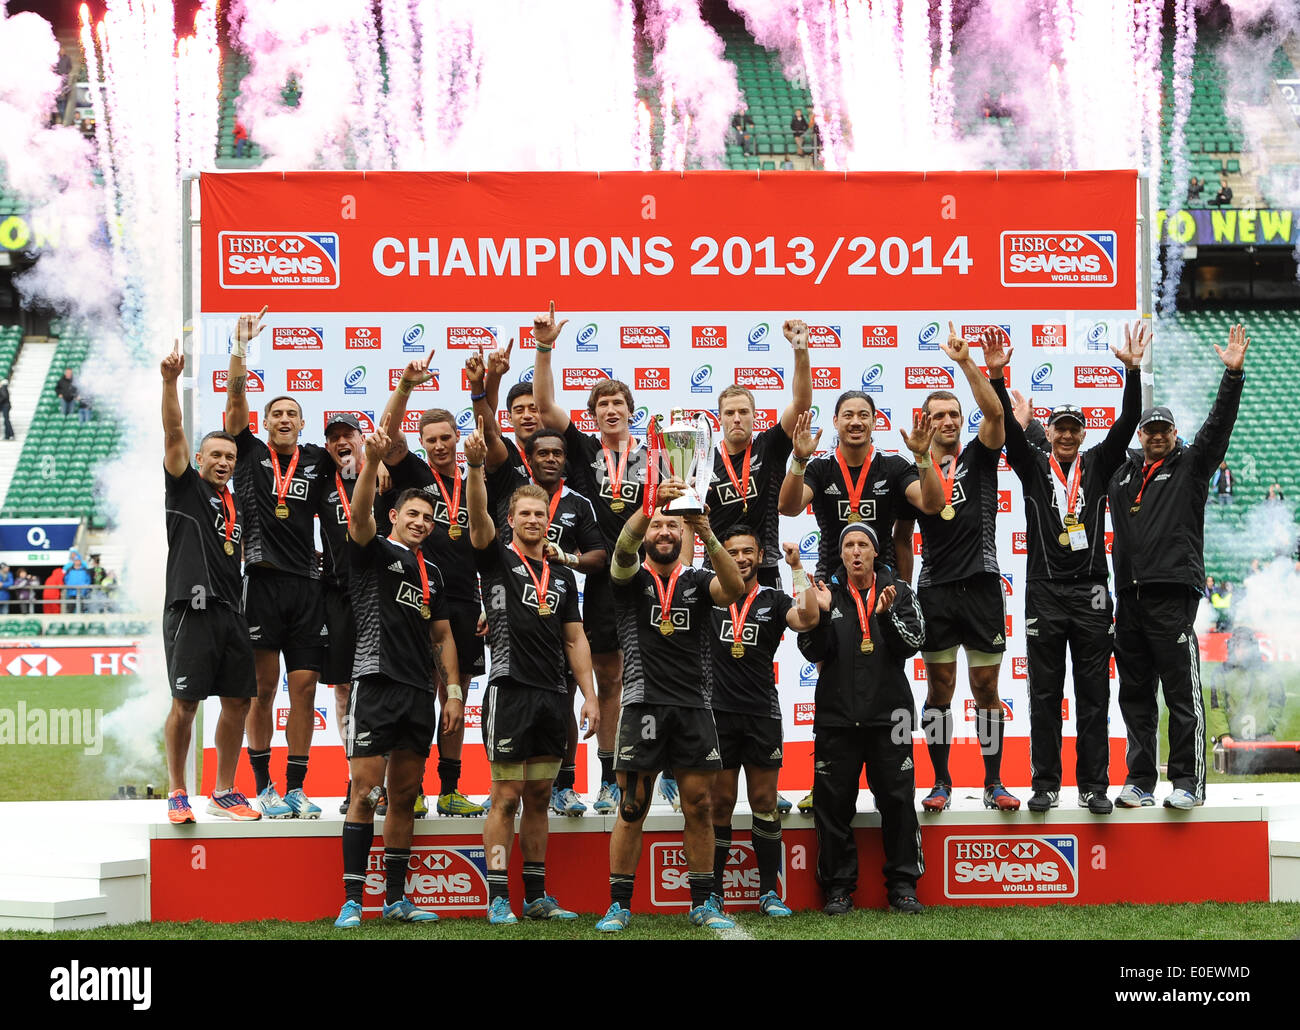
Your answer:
[55,368,78,416]
[1210,580,1233,631]
[1203,574,1215,601]
[1265,482,1285,501]
[234,119,249,158]
[43,565,65,614]
[1186,177,1203,204]
[88,554,107,612]
[64,555,93,614]
[1212,460,1234,505]
[733,107,755,156]
[14,569,39,614]
[790,108,808,156]
[1210,181,1233,207]
[0,563,11,614]
[0,378,13,440]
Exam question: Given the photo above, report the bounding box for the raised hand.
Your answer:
[655,476,688,508]
[1215,323,1250,371]
[940,320,970,363]
[464,416,487,467]
[401,354,435,389]
[234,305,268,347]
[1009,388,1032,429]
[543,540,565,564]
[364,413,392,464]
[783,318,809,350]
[682,508,714,538]
[982,328,1012,378]
[161,338,184,381]
[781,542,801,567]
[900,409,936,456]
[874,584,896,613]
[534,300,569,348]
[813,579,833,612]
[487,337,513,379]
[464,344,485,388]
[792,409,822,460]
[1112,319,1150,371]
[376,461,392,493]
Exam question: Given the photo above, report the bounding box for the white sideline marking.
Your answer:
[715,923,754,940]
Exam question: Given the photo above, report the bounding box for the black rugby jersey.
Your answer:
[165,464,243,610]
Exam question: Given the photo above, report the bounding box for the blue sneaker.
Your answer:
[776,794,793,814]
[283,788,321,819]
[658,775,681,812]
[255,784,293,819]
[551,786,587,816]
[1162,789,1203,810]
[1115,784,1156,808]
[758,890,793,917]
[383,898,439,922]
[522,894,578,920]
[595,902,630,932]
[982,784,1021,811]
[480,795,493,814]
[487,896,518,925]
[334,900,361,929]
[689,895,735,929]
[594,781,620,815]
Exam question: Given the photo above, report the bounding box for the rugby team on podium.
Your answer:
[160,302,1249,927]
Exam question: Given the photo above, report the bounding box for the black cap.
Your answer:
[838,523,879,551]
[1138,405,1175,429]
[325,412,363,434]
[1047,404,1084,426]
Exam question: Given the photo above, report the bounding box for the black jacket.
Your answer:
[1108,369,1243,594]
[796,566,924,730]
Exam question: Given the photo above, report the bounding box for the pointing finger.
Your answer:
[549,300,556,320]
[505,337,514,358]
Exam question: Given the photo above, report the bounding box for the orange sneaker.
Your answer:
[167,789,196,824]
[206,790,262,821]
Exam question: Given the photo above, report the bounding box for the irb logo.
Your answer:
[862,324,898,348]
[213,369,263,393]
[747,323,770,351]
[692,325,727,348]
[1030,363,1053,391]
[798,530,820,562]
[286,368,322,391]
[1086,321,1110,350]
[799,662,818,688]
[218,231,340,289]
[945,835,1079,899]
[346,326,381,350]
[811,366,841,389]
[447,326,498,349]
[1074,366,1125,389]
[388,368,438,391]
[690,365,713,394]
[735,367,785,390]
[1000,230,1118,287]
[1031,323,1066,347]
[562,367,612,391]
[805,324,841,348]
[860,364,885,393]
[635,367,671,391]
[343,365,366,395]
[621,325,670,349]
[917,321,942,350]
[273,326,324,350]
[575,322,599,351]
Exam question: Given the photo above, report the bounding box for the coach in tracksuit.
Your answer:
[1108,324,1248,811]
[797,524,926,916]
[984,324,1147,815]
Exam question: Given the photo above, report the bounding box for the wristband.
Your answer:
[535,343,553,353]
[790,456,808,476]
[229,332,247,359]
[914,455,932,470]
[469,391,487,401]
[466,461,484,469]
[566,551,580,567]
[446,684,463,702]
[704,534,723,555]
[396,381,412,396]
[792,567,811,592]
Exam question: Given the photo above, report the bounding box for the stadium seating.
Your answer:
[716,24,814,170]
[0,325,20,381]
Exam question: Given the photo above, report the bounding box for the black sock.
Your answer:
[688,871,713,909]
[609,873,635,909]
[712,825,733,898]
[555,765,576,791]
[487,871,509,903]
[437,758,461,797]
[662,769,676,783]
[522,861,546,902]
[598,750,614,784]
[286,753,309,792]
[247,748,271,796]
[384,847,411,906]
[341,821,374,905]
[752,813,783,896]
[977,707,1005,786]
[922,705,953,785]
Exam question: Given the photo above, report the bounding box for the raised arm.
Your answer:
[899,411,941,514]
[684,510,745,605]
[610,479,685,582]
[1093,320,1150,472]
[464,417,496,549]
[223,305,267,436]
[778,409,820,515]
[780,318,813,437]
[380,356,433,466]
[348,415,391,547]
[943,323,1005,451]
[161,340,189,477]
[1190,323,1249,477]
[467,344,509,472]
[985,340,1035,476]
[783,542,819,631]
[531,300,570,432]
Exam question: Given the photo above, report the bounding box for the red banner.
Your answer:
[200,170,1137,312]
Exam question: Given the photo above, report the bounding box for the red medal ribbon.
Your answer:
[547,481,564,525]
[267,446,300,511]
[1048,452,1084,522]
[847,576,878,650]
[390,536,430,609]
[511,539,553,613]
[221,487,237,548]
[428,464,463,532]
[642,427,660,516]
[518,446,534,482]
[718,442,753,511]
[1134,459,1165,507]
[602,440,632,512]
[931,446,960,507]
[835,445,874,520]
[335,469,355,524]
[642,560,684,625]
[728,581,761,649]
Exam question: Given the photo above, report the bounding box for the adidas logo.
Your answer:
[831,608,843,619]
[319,625,328,636]
[900,756,913,771]
[1177,632,1187,643]
[824,483,841,495]
[991,634,1004,645]
[769,748,783,760]
[705,748,721,761]
[388,561,405,572]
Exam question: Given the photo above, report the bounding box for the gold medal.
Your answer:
[847,511,862,523]
[859,637,873,654]
[659,619,674,636]
[1059,531,1071,546]
[611,499,626,513]
[1064,514,1079,526]
[1129,504,1141,515]
[730,641,745,659]
[275,502,290,519]
[420,604,431,620]
[538,602,552,617]
[940,504,955,521]
[223,541,235,556]
[447,525,462,540]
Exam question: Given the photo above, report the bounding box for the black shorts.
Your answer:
[242,568,326,671]
[164,602,257,701]
[614,702,722,772]
[447,600,486,680]
[714,710,784,770]
[582,569,620,655]
[918,572,1007,655]
[482,679,568,764]
[346,676,438,759]
[320,581,355,685]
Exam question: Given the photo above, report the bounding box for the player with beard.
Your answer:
[462,418,600,922]
[225,306,330,819]
[707,527,818,916]
[532,302,657,817]
[377,357,485,817]
[335,416,462,929]
[594,482,746,932]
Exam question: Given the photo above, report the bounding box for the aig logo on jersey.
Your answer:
[395,580,429,614]
[218,231,340,289]
[719,621,759,646]
[945,835,1079,899]
[286,368,323,391]
[363,845,489,913]
[1000,231,1117,287]
[273,326,324,350]
[650,604,689,633]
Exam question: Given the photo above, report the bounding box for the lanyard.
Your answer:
[334,469,357,524]
[931,447,960,518]
[267,447,299,518]
[510,540,553,616]
[643,561,684,636]
[428,464,463,538]
[847,577,878,654]
[727,582,761,658]
[1048,453,1084,526]
[718,442,753,512]
[389,537,431,618]
[835,446,874,523]
[602,440,631,512]
[220,487,237,555]
[1130,459,1165,513]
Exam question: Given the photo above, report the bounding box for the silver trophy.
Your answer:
[656,408,713,515]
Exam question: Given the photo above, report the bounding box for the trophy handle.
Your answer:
[693,412,714,504]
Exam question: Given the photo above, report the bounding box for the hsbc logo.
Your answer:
[621,325,670,349]
[465,705,482,728]
[692,325,727,349]
[1104,530,1114,555]
[400,409,424,434]
[1012,656,1028,679]
[5,652,63,676]
[570,410,598,433]
[904,366,955,390]
[1074,366,1125,389]
[861,324,898,348]
[735,367,785,390]
[448,326,499,349]
[873,408,892,432]
[635,367,670,390]
[961,324,1010,347]
[1012,531,1027,554]
[213,369,264,393]
[997,490,1012,514]
[1085,406,1116,429]
[518,326,536,349]
[286,368,323,391]
[1032,323,1066,347]
[964,698,1014,722]
[811,366,841,389]
[346,326,381,350]
[563,367,612,390]
[805,324,841,348]
[752,408,778,430]
[1000,230,1118,287]
[945,835,1079,899]
[793,702,815,725]
[272,326,324,350]
[276,706,328,731]
[389,368,438,391]
[323,410,375,434]
[912,657,927,681]
[218,231,340,289]
[680,408,722,432]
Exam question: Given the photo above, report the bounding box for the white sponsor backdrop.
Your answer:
[198,309,1137,786]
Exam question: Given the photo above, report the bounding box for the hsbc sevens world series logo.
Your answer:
[219,231,340,289]
[1000,230,1117,287]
